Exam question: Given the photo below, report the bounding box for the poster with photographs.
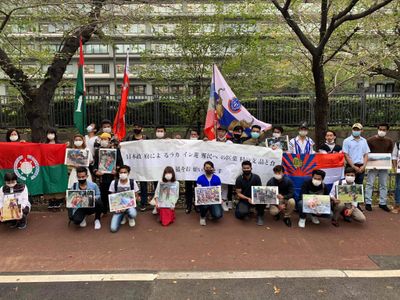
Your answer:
[66,190,95,208]
[157,183,179,208]
[108,190,136,212]
[65,149,90,167]
[336,184,364,203]
[251,186,279,205]
[302,194,331,214]
[266,136,289,151]
[366,153,392,170]
[98,149,117,174]
[195,186,222,206]
[0,197,22,222]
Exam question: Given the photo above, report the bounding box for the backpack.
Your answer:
[114,179,135,193]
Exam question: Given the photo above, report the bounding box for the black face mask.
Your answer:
[243,171,251,176]
[205,170,213,175]
[78,179,87,185]
[233,134,242,139]
[133,129,142,135]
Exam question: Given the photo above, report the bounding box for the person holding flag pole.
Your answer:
[73,36,86,135]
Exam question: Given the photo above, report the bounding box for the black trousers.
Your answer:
[185,181,196,210]
[235,200,266,219]
[69,199,103,225]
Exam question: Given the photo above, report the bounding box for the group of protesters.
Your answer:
[1,119,399,232]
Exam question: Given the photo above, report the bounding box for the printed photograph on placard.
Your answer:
[157,183,179,208]
[251,186,279,205]
[66,190,95,208]
[366,153,392,170]
[195,186,222,206]
[302,194,331,214]
[108,190,136,212]
[336,184,364,203]
[98,149,117,174]
[65,149,90,167]
[266,136,289,151]
[0,198,22,222]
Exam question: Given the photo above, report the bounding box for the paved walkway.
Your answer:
[0,209,399,273]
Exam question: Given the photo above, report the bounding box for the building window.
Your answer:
[115,44,146,54]
[130,85,146,95]
[153,85,184,95]
[84,44,109,54]
[84,64,110,74]
[86,85,110,95]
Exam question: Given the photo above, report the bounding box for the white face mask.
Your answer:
[190,137,198,140]
[47,133,55,140]
[87,126,93,133]
[345,175,355,184]
[274,174,283,180]
[103,127,112,133]
[272,132,281,138]
[164,173,173,181]
[74,140,83,147]
[312,179,322,186]
[119,173,128,180]
[326,140,335,144]
[299,130,308,137]
[156,132,165,138]
[9,135,18,142]
[6,181,17,188]
[377,130,386,137]
[100,140,109,147]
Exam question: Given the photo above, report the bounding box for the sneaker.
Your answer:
[47,202,54,209]
[391,205,399,214]
[379,204,391,212]
[227,201,233,210]
[341,209,352,222]
[17,221,27,229]
[53,201,62,209]
[152,207,158,215]
[221,201,229,212]
[140,206,146,212]
[365,204,372,211]
[200,218,207,226]
[79,218,87,228]
[128,218,136,227]
[298,218,306,228]
[120,216,127,225]
[311,216,320,224]
[185,208,191,214]
[8,221,18,229]
[256,216,264,226]
[94,219,101,230]
[283,217,292,227]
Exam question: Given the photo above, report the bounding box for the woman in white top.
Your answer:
[67,134,93,188]
[84,123,98,156]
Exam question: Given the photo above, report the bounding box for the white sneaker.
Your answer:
[120,216,127,225]
[227,201,233,210]
[152,207,158,215]
[200,218,207,226]
[79,218,87,228]
[311,216,320,224]
[94,219,101,230]
[128,218,136,227]
[221,201,229,212]
[298,218,306,228]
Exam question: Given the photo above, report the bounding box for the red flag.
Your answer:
[204,65,217,140]
[113,51,130,141]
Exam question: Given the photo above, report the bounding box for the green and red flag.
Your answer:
[73,36,86,135]
[0,143,68,196]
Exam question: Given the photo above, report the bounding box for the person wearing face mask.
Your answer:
[151,166,180,226]
[0,173,30,229]
[343,123,370,186]
[154,125,167,140]
[298,169,330,228]
[231,126,246,144]
[267,165,295,227]
[318,130,342,154]
[196,161,223,226]
[94,119,119,149]
[69,167,103,230]
[288,122,315,154]
[235,161,265,226]
[329,167,366,226]
[185,129,200,213]
[214,126,233,144]
[267,126,286,151]
[67,134,94,189]
[108,165,139,232]
[243,125,266,146]
[364,123,393,212]
[92,133,123,214]
[5,129,25,143]
[85,123,97,156]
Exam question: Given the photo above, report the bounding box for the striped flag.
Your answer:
[73,36,86,135]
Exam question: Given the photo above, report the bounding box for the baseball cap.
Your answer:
[99,132,112,139]
[352,123,363,130]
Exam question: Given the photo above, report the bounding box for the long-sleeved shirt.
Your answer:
[0,184,30,210]
[299,179,329,201]
[266,176,294,200]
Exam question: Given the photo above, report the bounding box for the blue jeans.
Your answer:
[395,174,400,205]
[199,204,223,219]
[110,207,137,233]
[365,169,389,205]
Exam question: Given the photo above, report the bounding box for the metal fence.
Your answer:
[1,92,400,129]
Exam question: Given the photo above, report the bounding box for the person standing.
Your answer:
[318,130,342,153]
[243,125,266,146]
[342,123,370,185]
[84,123,98,156]
[185,129,200,213]
[67,134,93,188]
[392,139,400,214]
[288,122,315,154]
[5,129,26,143]
[231,125,246,144]
[365,123,393,212]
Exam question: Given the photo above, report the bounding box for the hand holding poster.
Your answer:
[266,136,289,151]
[336,184,364,203]
[195,186,222,206]
[157,182,179,208]
[302,194,331,214]
[251,186,279,205]
[1,198,22,222]
[66,190,95,208]
[108,190,136,212]
[65,149,90,167]
[98,149,117,174]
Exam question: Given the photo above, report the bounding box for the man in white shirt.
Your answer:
[289,122,315,154]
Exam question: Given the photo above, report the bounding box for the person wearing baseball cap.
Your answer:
[288,122,315,154]
[342,122,370,187]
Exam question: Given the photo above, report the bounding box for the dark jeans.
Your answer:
[139,181,148,207]
[235,200,266,219]
[100,174,114,213]
[355,172,365,185]
[7,207,29,227]
[199,204,223,219]
[227,185,234,201]
[185,181,196,210]
[298,200,331,219]
[69,199,103,225]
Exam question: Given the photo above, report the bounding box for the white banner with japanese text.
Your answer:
[120,140,282,185]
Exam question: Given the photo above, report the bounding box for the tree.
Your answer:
[270,0,394,145]
[0,0,107,141]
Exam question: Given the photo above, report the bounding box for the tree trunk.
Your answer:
[23,90,51,142]
[312,55,329,147]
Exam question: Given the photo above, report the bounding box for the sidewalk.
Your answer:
[0,209,399,273]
